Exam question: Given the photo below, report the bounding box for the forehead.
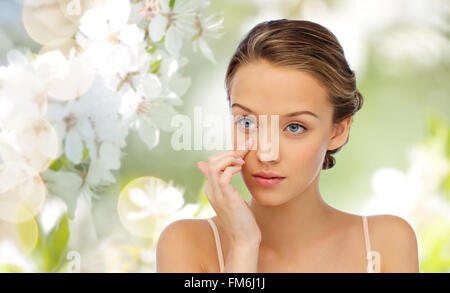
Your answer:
[229,59,330,116]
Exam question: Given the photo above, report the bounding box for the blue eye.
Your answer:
[286,123,306,134]
[236,117,257,129]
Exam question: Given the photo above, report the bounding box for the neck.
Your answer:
[248,174,336,256]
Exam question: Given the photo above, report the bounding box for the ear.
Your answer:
[327,116,353,151]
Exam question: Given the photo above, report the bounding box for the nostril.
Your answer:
[258,153,279,162]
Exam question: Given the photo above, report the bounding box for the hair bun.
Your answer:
[353,89,364,114]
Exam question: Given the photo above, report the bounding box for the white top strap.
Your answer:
[362,215,375,273]
[206,218,225,273]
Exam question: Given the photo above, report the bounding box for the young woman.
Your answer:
[156,19,420,273]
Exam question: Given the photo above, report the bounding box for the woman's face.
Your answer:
[230,59,349,206]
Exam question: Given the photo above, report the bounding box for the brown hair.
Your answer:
[225,19,363,170]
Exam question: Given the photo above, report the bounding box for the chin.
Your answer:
[247,190,288,206]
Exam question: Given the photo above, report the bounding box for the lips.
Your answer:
[252,172,285,187]
[252,172,285,179]
[252,176,285,187]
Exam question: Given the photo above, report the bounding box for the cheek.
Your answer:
[282,134,327,173]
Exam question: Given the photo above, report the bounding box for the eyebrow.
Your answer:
[231,103,319,119]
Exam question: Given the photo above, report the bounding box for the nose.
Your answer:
[255,114,280,163]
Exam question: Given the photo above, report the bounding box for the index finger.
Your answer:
[235,137,254,159]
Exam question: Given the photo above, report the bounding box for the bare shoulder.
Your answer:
[156,218,213,273]
[367,214,420,272]
[367,214,418,248]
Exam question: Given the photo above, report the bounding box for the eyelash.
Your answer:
[234,116,308,135]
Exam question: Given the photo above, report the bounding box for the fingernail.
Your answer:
[236,158,245,164]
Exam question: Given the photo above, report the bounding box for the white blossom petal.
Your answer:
[164,26,183,59]
[137,118,159,149]
[164,27,183,59]
[149,14,168,42]
[139,74,162,99]
[106,0,131,32]
[197,37,216,64]
[129,188,151,209]
[65,130,84,164]
[99,142,121,170]
[118,24,145,46]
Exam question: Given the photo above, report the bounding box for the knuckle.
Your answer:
[225,150,236,158]
[209,163,218,173]
[229,196,242,206]
[231,152,240,159]
[218,176,228,186]
[206,162,214,172]
[226,156,235,163]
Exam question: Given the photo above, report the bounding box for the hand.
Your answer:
[197,137,261,245]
